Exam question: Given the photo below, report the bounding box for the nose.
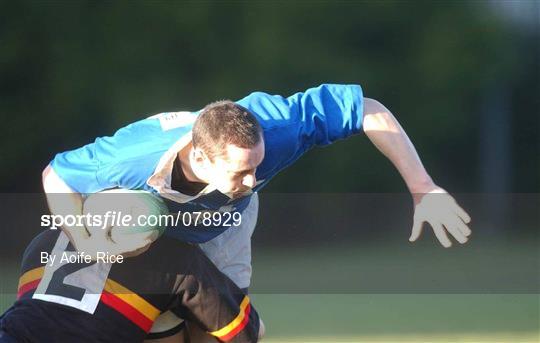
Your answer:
[242,173,256,189]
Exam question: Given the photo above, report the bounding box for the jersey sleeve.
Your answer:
[237,84,364,181]
[237,83,364,147]
[49,117,168,194]
[50,141,111,193]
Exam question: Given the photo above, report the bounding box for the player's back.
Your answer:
[1,229,173,342]
[1,229,261,342]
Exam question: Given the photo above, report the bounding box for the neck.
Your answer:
[178,143,205,183]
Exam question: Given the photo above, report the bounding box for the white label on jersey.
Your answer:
[32,232,112,314]
[158,111,197,131]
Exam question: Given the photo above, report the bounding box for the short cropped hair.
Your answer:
[192,100,263,160]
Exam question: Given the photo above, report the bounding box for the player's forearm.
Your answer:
[42,164,89,241]
[362,98,436,196]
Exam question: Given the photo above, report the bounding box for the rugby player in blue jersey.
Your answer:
[3,84,471,342]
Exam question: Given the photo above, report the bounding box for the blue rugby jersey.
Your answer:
[50,84,364,243]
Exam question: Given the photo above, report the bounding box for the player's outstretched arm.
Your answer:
[362,98,471,247]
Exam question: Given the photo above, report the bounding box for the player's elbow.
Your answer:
[362,98,397,134]
[42,163,75,194]
[42,164,52,189]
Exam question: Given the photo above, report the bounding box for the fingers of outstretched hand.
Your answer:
[448,198,471,224]
[446,212,472,238]
[432,223,452,248]
[444,222,468,244]
[409,217,424,242]
[456,217,472,237]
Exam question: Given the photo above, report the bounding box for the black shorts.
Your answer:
[0,230,259,342]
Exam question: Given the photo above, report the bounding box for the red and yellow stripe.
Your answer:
[100,279,161,332]
[17,266,44,299]
[210,295,252,342]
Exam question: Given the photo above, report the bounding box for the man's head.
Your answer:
[190,100,264,198]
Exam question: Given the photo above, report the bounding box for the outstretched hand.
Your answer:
[409,187,471,248]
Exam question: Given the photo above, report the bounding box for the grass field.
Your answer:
[248,239,539,342]
[251,294,539,342]
[1,239,538,342]
[2,291,536,342]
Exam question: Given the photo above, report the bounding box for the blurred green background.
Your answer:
[0,1,539,342]
[0,1,538,193]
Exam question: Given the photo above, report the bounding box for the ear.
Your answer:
[192,147,210,165]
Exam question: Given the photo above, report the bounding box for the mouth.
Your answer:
[229,189,252,199]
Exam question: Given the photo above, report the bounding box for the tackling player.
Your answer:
[41,84,472,340]
[0,229,263,342]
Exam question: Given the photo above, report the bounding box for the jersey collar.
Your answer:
[146,132,221,203]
